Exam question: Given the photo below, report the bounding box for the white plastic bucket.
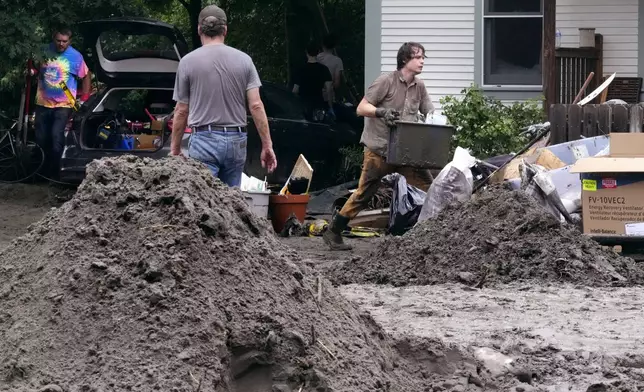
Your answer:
[243,190,271,218]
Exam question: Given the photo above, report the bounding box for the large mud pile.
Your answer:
[332,186,644,287]
[0,156,495,391]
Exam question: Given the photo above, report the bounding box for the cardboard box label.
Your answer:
[582,176,644,236]
[602,178,617,189]
[582,179,597,191]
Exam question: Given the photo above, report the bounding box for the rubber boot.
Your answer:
[323,214,353,251]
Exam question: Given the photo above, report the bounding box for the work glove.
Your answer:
[375,108,400,127]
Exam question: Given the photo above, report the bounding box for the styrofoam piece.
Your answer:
[542,135,609,165]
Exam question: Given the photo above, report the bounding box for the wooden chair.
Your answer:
[599,77,642,103]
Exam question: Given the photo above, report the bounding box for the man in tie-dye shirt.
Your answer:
[33,25,91,179]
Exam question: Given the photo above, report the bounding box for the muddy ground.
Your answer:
[2,181,644,391]
[0,184,61,249]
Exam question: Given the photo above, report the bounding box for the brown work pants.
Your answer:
[339,148,433,219]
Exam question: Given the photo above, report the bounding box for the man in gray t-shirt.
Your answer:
[170,5,277,187]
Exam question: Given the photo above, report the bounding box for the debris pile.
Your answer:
[332,186,644,287]
[0,156,490,391]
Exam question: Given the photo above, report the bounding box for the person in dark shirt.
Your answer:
[292,41,334,121]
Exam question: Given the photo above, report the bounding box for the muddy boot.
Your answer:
[323,214,352,251]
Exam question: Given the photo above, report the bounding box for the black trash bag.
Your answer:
[381,173,426,236]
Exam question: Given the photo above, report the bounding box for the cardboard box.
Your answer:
[142,120,164,134]
[134,134,162,150]
[491,148,566,183]
[571,133,644,236]
[150,120,164,132]
[609,133,644,157]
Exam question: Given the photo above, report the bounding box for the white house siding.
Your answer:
[380,0,475,111]
[557,0,639,78]
[374,0,640,109]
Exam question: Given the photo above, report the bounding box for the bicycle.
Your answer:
[0,112,45,184]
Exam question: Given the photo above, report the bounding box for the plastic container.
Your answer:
[579,28,596,48]
[425,113,448,125]
[243,190,271,218]
[268,194,310,233]
[555,29,562,48]
[119,135,134,150]
[387,121,455,169]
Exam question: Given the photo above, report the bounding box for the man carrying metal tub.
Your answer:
[323,42,435,250]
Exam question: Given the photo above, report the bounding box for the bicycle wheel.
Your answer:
[0,134,45,183]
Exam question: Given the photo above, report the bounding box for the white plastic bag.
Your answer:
[520,161,573,222]
[418,147,476,223]
[425,113,448,126]
[561,191,582,214]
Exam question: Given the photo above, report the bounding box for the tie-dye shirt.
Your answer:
[35,43,89,108]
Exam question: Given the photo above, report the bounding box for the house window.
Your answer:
[483,0,543,86]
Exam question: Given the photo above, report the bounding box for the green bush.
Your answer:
[439,85,545,159]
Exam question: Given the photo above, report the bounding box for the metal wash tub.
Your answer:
[386,121,455,169]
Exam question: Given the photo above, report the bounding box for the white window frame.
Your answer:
[482,0,544,90]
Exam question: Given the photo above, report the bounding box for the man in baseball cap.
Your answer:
[170,5,277,187]
[198,5,228,32]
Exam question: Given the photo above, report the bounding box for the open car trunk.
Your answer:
[76,17,188,87]
[81,88,174,152]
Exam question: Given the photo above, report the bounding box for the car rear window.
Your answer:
[100,32,179,62]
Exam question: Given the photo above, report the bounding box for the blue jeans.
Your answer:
[188,130,247,187]
[34,105,72,177]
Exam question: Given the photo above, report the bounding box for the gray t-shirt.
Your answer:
[173,44,262,128]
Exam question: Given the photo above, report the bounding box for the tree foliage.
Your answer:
[0,0,146,86]
[0,0,147,115]
[0,0,365,117]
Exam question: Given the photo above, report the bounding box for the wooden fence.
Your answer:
[549,103,644,144]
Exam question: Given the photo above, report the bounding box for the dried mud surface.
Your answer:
[0,156,500,392]
[0,183,71,249]
[341,282,644,392]
[331,187,644,288]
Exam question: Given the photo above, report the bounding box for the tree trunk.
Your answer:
[285,0,309,88]
[189,0,203,50]
[285,0,327,87]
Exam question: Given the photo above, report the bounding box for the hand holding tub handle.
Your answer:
[375,108,400,127]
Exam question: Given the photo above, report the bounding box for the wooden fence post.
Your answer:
[543,0,557,114]
[567,105,582,140]
[612,105,629,132]
[550,104,568,144]
[584,105,599,138]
